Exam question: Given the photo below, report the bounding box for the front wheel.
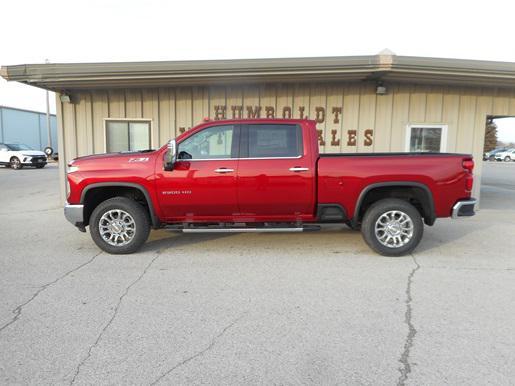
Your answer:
[89,197,150,254]
[505,156,512,162]
[361,198,423,257]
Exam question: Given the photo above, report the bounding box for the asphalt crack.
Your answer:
[397,254,420,386]
[69,250,163,385]
[0,207,61,216]
[0,251,102,334]
[150,312,248,385]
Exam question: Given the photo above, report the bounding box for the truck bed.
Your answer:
[317,152,473,220]
[319,152,471,157]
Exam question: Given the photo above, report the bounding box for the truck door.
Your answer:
[155,124,240,220]
[236,123,315,220]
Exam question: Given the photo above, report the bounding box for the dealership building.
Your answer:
[2,51,515,201]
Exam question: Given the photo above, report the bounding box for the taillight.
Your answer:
[463,159,474,173]
[465,176,473,191]
[463,158,474,192]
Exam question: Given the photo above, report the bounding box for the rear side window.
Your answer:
[247,124,302,158]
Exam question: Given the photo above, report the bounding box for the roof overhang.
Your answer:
[3,53,515,91]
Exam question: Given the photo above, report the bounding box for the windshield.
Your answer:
[6,144,33,151]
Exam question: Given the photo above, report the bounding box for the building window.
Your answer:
[105,120,151,152]
[406,124,447,152]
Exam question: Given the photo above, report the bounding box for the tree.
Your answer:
[484,119,498,153]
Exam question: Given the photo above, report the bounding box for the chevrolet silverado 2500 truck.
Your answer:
[64,119,476,256]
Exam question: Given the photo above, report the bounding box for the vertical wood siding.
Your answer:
[56,83,515,203]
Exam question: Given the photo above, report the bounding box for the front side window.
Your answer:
[178,125,235,160]
[247,124,302,158]
[105,120,151,152]
[406,125,447,152]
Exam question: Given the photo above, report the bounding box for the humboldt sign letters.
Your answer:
[179,105,374,147]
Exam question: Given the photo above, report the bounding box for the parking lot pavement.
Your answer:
[0,162,514,385]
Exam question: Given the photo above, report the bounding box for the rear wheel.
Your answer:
[10,157,22,169]
[361,198,423,256]
[89,197,150,254]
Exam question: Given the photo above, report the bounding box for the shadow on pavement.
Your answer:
[142,231,234,252]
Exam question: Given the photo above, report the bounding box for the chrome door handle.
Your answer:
[214,168,234,173]
[289,167,309,172]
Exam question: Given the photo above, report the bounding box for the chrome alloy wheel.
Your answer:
[374,210,414,248]
[99,209,136,246]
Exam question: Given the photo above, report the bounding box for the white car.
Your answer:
[0,143,47,169]
[495,148,515,162]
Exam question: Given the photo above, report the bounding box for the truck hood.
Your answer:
[72,150,156,163]
[70,150,159,172]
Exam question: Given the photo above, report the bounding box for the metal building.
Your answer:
[0,106,57,151]
[2,51,515,202]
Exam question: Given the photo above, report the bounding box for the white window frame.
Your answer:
[405,124,448,152]
[103,118,153,152]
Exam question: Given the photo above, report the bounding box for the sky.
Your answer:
[1,0,515,141]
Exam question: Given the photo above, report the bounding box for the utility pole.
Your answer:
[45,59,52,151]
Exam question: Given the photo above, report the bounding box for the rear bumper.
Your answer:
[452,198,477,219]
[64,202,85,231]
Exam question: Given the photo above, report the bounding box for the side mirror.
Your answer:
[164,139,177,171]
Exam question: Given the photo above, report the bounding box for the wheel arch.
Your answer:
[81,182,160,228]
[352,181,436,227]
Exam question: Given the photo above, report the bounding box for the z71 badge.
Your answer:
[128,157,149,163]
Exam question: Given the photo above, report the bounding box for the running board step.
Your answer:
[181,225,320,233]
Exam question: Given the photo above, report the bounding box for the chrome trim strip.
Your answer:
[64,202,84,225]
[452,198,477,219]
[183,228,304,233]
[178,155,303,161]
[289,167,309,172]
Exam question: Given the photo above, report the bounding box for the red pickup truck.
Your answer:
[64,119,476,256]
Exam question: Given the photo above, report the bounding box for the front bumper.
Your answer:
[22,156,47,165]
[64,202,86,231]
[452,198,477,219]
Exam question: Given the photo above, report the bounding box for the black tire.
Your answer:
[505,156,511,162]
[361,198,423,257]
[10,157,23,169]
[89,197,150,254]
